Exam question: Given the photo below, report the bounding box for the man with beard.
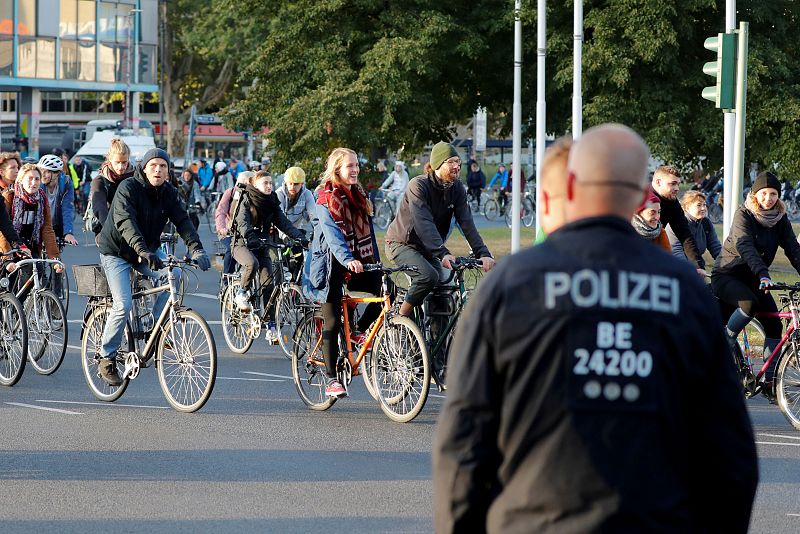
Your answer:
[651,166,704,274]
[275,166,316,236]
[385,141,495,319]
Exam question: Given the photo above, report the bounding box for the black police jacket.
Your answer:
[97,168,203,264]
[433,216,757,534]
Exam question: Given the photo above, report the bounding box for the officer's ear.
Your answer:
[566,172,576,201]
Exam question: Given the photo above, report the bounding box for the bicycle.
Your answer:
[39,236,74,313]
[467,189,491,215]
[292,263,430,423]
[0,249,29,386]
[372,189,396,231]
[483,188,508,221]
[77,256,217,413]
[732,282,800,430]
[504,190,536,228]
[8,256,68,376]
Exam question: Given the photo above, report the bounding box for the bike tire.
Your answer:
[522,197,536,227]
[25,290,67,375]
[276,283,305,359]
[708,203,723,224]
[371,315,430,423]
[483,199,499,221]
[221,282,254,354]
[373,201,393,231]
[0,293,27,386]
[292,311,336,411]
[776,347,800,430]
[80,306,131,402]
[157,308,218,413]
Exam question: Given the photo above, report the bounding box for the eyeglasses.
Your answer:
[445,157,462,167]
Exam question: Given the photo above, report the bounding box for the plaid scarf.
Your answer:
[11,181,47,245]
[317,181,375,263]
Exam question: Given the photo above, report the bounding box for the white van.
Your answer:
[72,130,156,178]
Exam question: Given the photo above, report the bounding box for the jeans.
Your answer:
[99,251,169,359]
[220,236,236,274]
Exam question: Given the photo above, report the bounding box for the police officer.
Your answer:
[433,124,758,533]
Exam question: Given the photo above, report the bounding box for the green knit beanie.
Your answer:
[429,141,460,170]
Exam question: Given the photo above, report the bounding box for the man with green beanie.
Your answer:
[385,141,495,359]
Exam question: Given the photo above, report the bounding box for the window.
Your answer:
[0,35,10,76]
[18,0,36,37]
[99,2,116,41]
[116,3,132,43]
[60,0,77,38]
[18,38,56,79]
[17,38,35,77]
[0,0,12,35]
[77,0,95,40]
[61,40,95,81]
[99,42,125,82]
[139,44,155,84]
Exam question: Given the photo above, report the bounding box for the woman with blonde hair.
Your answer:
[303,147,381,398]
[89,137,135,235]
[668,189,721,263]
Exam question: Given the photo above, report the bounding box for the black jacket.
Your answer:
[713,203,800,281]
[90,164,134,235]
[385,173,491,260]
[231,186,303,246]
[434,216,757,534]
[654,190,703,267]
[97,168,203,263]
[466,169,486,189]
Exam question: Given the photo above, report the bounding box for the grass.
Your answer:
[711,222,800,284]
[374,226,537,262]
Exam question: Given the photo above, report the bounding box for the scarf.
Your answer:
[100,161,135,184]
[745,196,785,228]
[631,213,662,241]
[317,181,375,262]
[244,184,277,228]
[11,181,47,244]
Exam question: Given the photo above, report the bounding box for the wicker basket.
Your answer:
[72,264,111,297]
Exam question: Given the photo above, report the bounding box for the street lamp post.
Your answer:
[125,8,142,130]
[158,0,165,147]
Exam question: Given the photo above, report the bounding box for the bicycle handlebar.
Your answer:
[765,282,800,292]
[362,263,420,275]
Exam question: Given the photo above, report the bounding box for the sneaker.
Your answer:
[234,288,252,312]
[266,321,279,345]
[351,331,368,348]
[98,357,122,386]
[325,378,347,398]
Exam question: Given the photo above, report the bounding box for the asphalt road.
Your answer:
[0,222,798,533]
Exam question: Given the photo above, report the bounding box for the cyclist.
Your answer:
[95,148,211,386]
[197,158,214,191]
[231,170,304,342]
[215,171,252,274]
[385,141,494,319]
[303,147,381,398]
[0,152,20,192]
[275,166,316,236]
[668,190,721,263]
[380,161,409,214]
[37,154,78,246]
[214,161,233,192]
[466,161,486,210]
[177,168,203,230]
[0,164,61,272]
[89,138,135,235]
[487,163,509,211]
[712,171,800,395]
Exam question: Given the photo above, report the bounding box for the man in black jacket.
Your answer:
[385,141,494,318]
[433,124,758,534]
[95,148,211,386]
[652,165,705,273]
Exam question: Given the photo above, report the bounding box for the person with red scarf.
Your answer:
[89,137,135,235]
[302,147,381,398]
[0,163,60,270]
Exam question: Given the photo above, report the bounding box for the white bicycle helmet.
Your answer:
[38,154,64,172]
[214,161,227,173]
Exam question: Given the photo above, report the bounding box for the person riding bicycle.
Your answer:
[177,168,203,230]
[37,154,78,247]
[90,138,135,235]
[487,163,509,211]
[466,161,486,210]
[303,147,382,398]
[380,161,409,214]
[275,166,317,236]
[0,152,20,193]
[668,190,722,263]
[197,158,214,191]
[385,141,495,319]
[215,161,234,193]
[712,171,800,398]
[95,148,211,386]
[231,170,304,343]
[216,172,251,275]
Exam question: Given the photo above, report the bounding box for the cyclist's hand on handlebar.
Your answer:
[63,233,78,245]
[347,260,363,273]
[192,249,211,271]
[16,244,31,258]
[696,268,707,278]
[760,277,775,291]
[139,251,164,271]
[480,256,496,273]
[53,261,64,274]
[441,254,456,270]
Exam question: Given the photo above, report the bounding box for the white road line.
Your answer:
[217,376,282,382]
[430,394,446,399]
[758,433,800,441]
[36,399,169,410]
[242,371,293,380]
[68,319,82,324]
[207,320,222,325]
[187,293,218,300]
[67,344,82,351]
[755,441,800,447]
[788,513,800,517]
[6,402,83,415]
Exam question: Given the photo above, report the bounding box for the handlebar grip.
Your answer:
[361,263,383,272]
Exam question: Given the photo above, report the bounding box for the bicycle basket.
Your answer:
[73,264,111,297]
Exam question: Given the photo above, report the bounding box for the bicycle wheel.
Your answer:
[157,308,217,413]
[708,202,723,224]
[81,306,131,402]
[25,290,67,375]
[371,315,430,423]
[373,200,393,231]
[776,347,800,430]
[0,293,27,386]
[47,265,70,314]
[504,207,512,228]
[292,311,336,411]
[221,281,254,354]
[522,197,536,227]
[738,318,766,367]
[276,283,305,359]
[483,199,499,221]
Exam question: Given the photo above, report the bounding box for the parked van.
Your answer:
[71,130,156,177]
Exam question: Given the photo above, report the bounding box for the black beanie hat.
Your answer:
[752,171,781,194]
[140,148,170,169]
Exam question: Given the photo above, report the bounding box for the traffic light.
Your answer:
[702,32,736,110]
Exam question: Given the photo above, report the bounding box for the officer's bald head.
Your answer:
[565,124,650,222]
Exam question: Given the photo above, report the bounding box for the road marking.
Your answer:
[758,433,800,441]
[36,399,169,410]
[430,394,446,399]
[68,319,82,324]
[242,371,293,380]
[217,376,282,382]
[6,402,82,415]
[67,344,82,351]
[755,441,800,447]
[207,320,222,325]
[788,514,800,517]
[187,292,218,300]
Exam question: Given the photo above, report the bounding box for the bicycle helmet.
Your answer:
[214,161,227,173]
[37,154,64,172]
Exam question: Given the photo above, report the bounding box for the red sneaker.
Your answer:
[325,379,347,398]
[351,331,368,347]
